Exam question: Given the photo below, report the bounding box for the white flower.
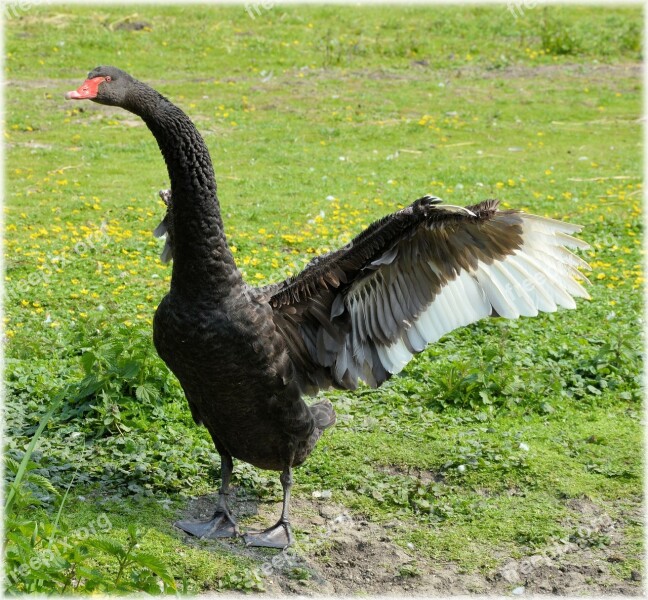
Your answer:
[313,490,332,499]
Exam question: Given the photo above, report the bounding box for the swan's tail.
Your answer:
[309,399,336,430]
[294,399,336,466]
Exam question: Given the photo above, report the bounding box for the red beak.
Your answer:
[65,76,106,100]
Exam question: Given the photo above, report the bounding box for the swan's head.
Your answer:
[65,66,135,106]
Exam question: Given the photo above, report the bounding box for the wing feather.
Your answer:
[264,196,589,394]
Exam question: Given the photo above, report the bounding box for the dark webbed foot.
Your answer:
[243,520,293,549]
[175,509,239,539]
[244,466,295,549]
[176,454,238,540]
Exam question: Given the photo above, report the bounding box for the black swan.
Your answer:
[66,67,590,549]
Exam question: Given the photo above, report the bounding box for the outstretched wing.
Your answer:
[264,196,590,395]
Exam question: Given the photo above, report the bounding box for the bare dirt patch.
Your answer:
[494,498,643,595]
[452,62,642,82]
[8,61,641,93]
[175,490,643,595]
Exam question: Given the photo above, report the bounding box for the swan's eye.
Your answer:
[105,76,112,82]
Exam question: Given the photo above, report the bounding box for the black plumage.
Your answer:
[67,66,590,549]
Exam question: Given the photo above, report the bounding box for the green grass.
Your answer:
[5,4,643,593]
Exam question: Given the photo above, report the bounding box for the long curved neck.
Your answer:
[126,81,242,300]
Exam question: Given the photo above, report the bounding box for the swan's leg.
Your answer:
[243,467,294,549]
[174,454,239,539]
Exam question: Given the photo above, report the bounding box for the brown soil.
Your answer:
[175,490,643,596]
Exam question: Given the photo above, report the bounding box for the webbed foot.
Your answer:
[243,520,293,549]
[175,510,239,539]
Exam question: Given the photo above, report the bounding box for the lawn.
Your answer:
[4,4,643,595]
